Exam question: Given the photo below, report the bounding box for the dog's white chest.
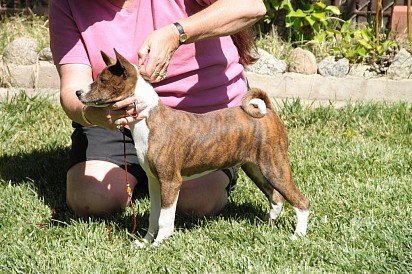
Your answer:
[130,121,151,173]
[128,74,159,175]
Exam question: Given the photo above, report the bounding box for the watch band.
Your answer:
[173,22,187,45]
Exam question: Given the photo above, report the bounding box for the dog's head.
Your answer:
[76,49,138,107]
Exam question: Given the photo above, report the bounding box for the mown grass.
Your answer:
[0,92,411,273]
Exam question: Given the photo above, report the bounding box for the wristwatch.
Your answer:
[173,22,188,45]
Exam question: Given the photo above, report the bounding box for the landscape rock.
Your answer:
[288,47,317,75]
[3,37,38,65]
[0,57,3,77]
[39,47,53,62]
[246,48,287,75]
[387,49,412,80]
[248,72,412,103]
[0,57,8,87]
[4,64,36,88]
[318,56,349,77]
[36,61,60,89]
[348,64,378,78]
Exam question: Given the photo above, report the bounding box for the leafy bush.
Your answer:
[263,0,341,41]
[312,20,398,72]
[263,0,399,70]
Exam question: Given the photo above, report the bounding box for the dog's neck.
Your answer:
[133,67,159,118]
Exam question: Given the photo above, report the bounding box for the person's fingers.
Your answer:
[109,104,145,119]
[124,102,147,116]
[111,96,138,110]
[109,101,147,127]
[138,25,179,82]
[151,61,170,83]
[145,54,162,79]
[137,41,150,68]
[114,115,145,126]
[85,100,146,130]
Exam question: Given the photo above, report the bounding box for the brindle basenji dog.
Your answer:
[76,49,310,246]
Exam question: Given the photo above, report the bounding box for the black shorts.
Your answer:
[69,122,148,187]
[68,122,237,193]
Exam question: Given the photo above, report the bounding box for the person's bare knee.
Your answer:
[177,171,229,217]
[67,160,137,217]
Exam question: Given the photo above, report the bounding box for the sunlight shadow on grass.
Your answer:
[0,146,70,216]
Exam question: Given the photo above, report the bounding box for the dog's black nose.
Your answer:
[76,90,83,98]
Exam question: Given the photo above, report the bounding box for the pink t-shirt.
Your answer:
[49,0,247,113]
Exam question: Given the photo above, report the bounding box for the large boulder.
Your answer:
[3,37,38,65]
[246,48,287,75]
[39,47,53,62]
[348,64,378,78]
[387,49,412,80]
[288,47,317,75]
[318,56,349,77]
[36,61,60,89]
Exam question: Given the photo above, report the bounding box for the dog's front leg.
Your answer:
[151,174,182,246]
[152,189,180,247]
[145,176,162,242]
[134,176,161,247]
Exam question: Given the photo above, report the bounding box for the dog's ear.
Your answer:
[101,51,115,66]
[114,49,135,77]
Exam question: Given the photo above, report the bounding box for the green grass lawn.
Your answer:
[0,92,411,273]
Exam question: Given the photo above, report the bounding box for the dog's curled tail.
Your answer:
[242,88,273,118]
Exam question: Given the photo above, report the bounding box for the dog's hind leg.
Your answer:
[259,161,310,239]
[242,162,285,222]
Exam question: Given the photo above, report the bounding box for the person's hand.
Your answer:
[84,96,147,130]
[138,24,180,83]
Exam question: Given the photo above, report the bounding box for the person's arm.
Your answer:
[58,64,145,129]
[58,64,96,126]
[50,0,145,129]
[180,0,266,42]
[138,0,266,82]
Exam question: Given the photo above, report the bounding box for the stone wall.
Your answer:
[1,38,59,89]
[1,37,412,104]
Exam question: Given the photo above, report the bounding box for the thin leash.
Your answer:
[120,127,137,234]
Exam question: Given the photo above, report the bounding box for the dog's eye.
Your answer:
[100,75,109,83]
[99,71,111,82]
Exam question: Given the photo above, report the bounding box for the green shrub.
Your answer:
[263,0,341,42]
[312,20,398,72]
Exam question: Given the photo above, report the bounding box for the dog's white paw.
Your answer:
[152,240,163,247]
[293,207,309,240]
[133,238,165,248]
[290,234,299,241]
[267,202,283,221]
[290,231,306,241]
[133,239,150,248]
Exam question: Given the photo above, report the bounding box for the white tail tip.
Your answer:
[248,98,267,115]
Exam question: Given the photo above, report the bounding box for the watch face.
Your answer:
[180,33,188,43]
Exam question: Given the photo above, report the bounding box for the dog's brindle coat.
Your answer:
[77,50,310,246]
